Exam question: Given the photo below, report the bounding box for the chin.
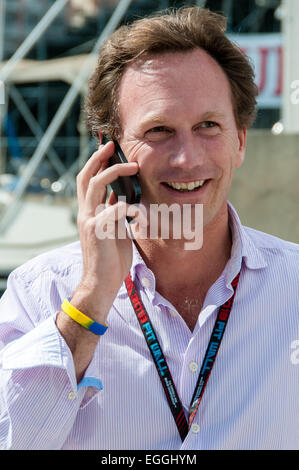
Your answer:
[202,201,228,228]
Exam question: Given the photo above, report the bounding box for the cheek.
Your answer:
[133,143,166,177]
[211,133,241,168]
[127,146,159,189]
[124,140,158,168]
[201,137,227,168]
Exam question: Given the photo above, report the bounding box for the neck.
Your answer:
[132,203,232,294]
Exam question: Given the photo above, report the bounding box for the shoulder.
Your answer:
[9,240,83,291]
[1,241,83,326]
[244,225,299,273]
[244,225,298,253]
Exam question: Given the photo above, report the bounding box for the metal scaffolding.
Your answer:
[0,0,134,234]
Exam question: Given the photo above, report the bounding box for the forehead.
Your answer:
[118,48,234,125]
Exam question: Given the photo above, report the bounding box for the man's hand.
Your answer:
[56,141,139,381]
[72,140,139,322]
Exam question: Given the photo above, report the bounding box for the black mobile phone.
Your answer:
[107,139,141,205]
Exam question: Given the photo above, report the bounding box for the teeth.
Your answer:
[167,180,205,191]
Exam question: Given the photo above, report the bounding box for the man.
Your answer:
[0,7,298,450]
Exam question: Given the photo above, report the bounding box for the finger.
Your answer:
[84,162,139,215]
[94,201,131,241]
[77,141,115,200]
[83,141,114,176]
[126,203,148,238]
[93,161,139,187]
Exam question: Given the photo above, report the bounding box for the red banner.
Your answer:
[229,34,282,108]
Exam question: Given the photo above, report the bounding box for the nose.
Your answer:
[169,134,205,170]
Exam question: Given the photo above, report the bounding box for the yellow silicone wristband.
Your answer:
[61,298,108,335]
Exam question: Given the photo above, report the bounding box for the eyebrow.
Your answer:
[139,111,227,129]
[139,115,169,128]
[200,111,227,121]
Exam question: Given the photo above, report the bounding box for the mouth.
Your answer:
[162,180,208,192]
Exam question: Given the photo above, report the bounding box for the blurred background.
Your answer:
[0,0,298,296]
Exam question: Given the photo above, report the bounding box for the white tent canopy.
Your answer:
[0,54,97,87]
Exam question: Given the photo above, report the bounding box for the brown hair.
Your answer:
[85,6,258,139]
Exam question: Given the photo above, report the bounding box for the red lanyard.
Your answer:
[125,271,240,442]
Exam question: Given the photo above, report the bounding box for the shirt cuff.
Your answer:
[1,313,104,395]
[76,340,104,395]
[77,376,103,390]
[1,315,77,392]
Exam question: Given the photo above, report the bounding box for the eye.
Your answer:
[196,121,220,136]
[151,126,164,131]
[145,126,173,142]
[148,126,170,133]
[200,121,218,128]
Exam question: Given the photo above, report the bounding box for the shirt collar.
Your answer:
[227,201,267,273]
[117,239,156,297]
[117,201,267,297]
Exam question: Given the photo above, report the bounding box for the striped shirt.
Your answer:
[0,202,298,450]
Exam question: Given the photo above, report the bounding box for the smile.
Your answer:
[164,180,206,192]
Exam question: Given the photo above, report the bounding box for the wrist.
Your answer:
[61,297,108,336]
[70,286,110,325]
[56,309,99,354]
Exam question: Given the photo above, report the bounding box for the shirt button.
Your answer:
[169,309,177,317]
[68,391,76,400]
[191,423,200,434]
[189,361,199,372]
[141,277,151,288]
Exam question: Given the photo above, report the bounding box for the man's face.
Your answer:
[117,48,246,228]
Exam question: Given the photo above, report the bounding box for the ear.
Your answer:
[107,190,117,206]
[235,127,247,168]
[98,131,103,145]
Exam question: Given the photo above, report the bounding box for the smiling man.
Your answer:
[115,48,246,331]
[0,7,298,450]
